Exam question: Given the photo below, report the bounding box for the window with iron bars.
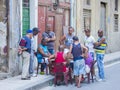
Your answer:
[114,14,119,32]
[86,0,90,5]
[115,0,118,11]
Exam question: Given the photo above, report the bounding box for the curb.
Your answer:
[16,76,54,90]
[104,57,120,66]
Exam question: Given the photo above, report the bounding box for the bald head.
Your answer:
[98,29,103,37]
[46,24,52,32]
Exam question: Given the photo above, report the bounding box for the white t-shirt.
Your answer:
[31,37,35,52]
[84,35,95,53]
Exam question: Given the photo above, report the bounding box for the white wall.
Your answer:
[30,0,38,51]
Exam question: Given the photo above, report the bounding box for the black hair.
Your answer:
[41,38,47,44]
[73,36,79,41]
[33,27,39,32]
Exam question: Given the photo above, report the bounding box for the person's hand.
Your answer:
[18,47,22,55]
[46,38,51,42]
[63,62,67,65]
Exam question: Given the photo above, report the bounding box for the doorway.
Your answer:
[100,2,107,36]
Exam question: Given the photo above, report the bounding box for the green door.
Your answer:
[22,0,30,36]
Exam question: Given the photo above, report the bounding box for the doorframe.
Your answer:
[100,2,108,37]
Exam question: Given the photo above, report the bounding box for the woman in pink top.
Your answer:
[48,45,68,73]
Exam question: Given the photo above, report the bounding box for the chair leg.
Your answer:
[87,73,90,83]
[91,71,94,83]
[54,75,57,86]
[64,73,68,86]
[69,68,73,84]
[46,65,49,75]
[37,63,40,75]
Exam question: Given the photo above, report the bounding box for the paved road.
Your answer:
[40,62,120,90]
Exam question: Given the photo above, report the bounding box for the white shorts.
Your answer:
[42,57,49,65]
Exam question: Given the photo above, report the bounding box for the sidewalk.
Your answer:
[0,51,120,90]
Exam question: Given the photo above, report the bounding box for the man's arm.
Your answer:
[48,54,55,61]
[49,35,56,41]
[46,32,56,42]
[81,44,88,58]
[59,34,66,45]
[38,47,49,57]
[94,38,105,47]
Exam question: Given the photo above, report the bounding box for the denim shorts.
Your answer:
[73,59,86,76]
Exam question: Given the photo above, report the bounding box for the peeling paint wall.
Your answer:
[0,0,8,73]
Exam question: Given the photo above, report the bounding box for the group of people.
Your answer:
[18,24,107,88]
[18,27,40,80]
[18,24,56,80]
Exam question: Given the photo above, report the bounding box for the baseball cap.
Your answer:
[26,29,33,34]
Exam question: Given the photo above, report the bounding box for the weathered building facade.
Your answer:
[71,0,120,53]
[0,0,9,77]
[0,0,38,79]
[38,0,70,49]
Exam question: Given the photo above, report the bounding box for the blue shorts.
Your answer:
[73,59,85,76]
[48,49,55,55]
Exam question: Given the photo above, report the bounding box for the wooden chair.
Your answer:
[54,63,69,86]
[86,60,97,83]
[66,63,73,84]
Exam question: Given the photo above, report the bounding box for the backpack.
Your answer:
[19,38,27,47]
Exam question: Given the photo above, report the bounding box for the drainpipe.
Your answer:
[5,0,10,71]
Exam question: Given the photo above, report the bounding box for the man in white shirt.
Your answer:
[29,27,40,77]
[84,29,95,59]
[84,29,96,77]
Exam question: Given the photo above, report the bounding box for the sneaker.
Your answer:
[32,73,37,77]
[93,75,96,79]
[21,77,31,80]
[40,72,45,75]
[97,79,103,82]
[102,79,106,82]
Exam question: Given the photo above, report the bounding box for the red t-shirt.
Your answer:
[54,52,66,72]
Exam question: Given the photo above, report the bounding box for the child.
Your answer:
[84,50,93,72]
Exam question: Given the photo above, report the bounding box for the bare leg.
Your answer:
[77,75,82,88]
[75,76,78,86]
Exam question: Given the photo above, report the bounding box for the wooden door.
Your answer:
[38,6,46,44]
[47,16,55,31]
[55,15,63,51]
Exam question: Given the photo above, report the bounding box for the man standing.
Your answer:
[19,30,33,80]
[42,24,56,54]
[84,29,95,59]
[29,27,40,76]
[95,30,107,81]
[84,29,96,78]
[59,26,74,49]
[59,26,74,70]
